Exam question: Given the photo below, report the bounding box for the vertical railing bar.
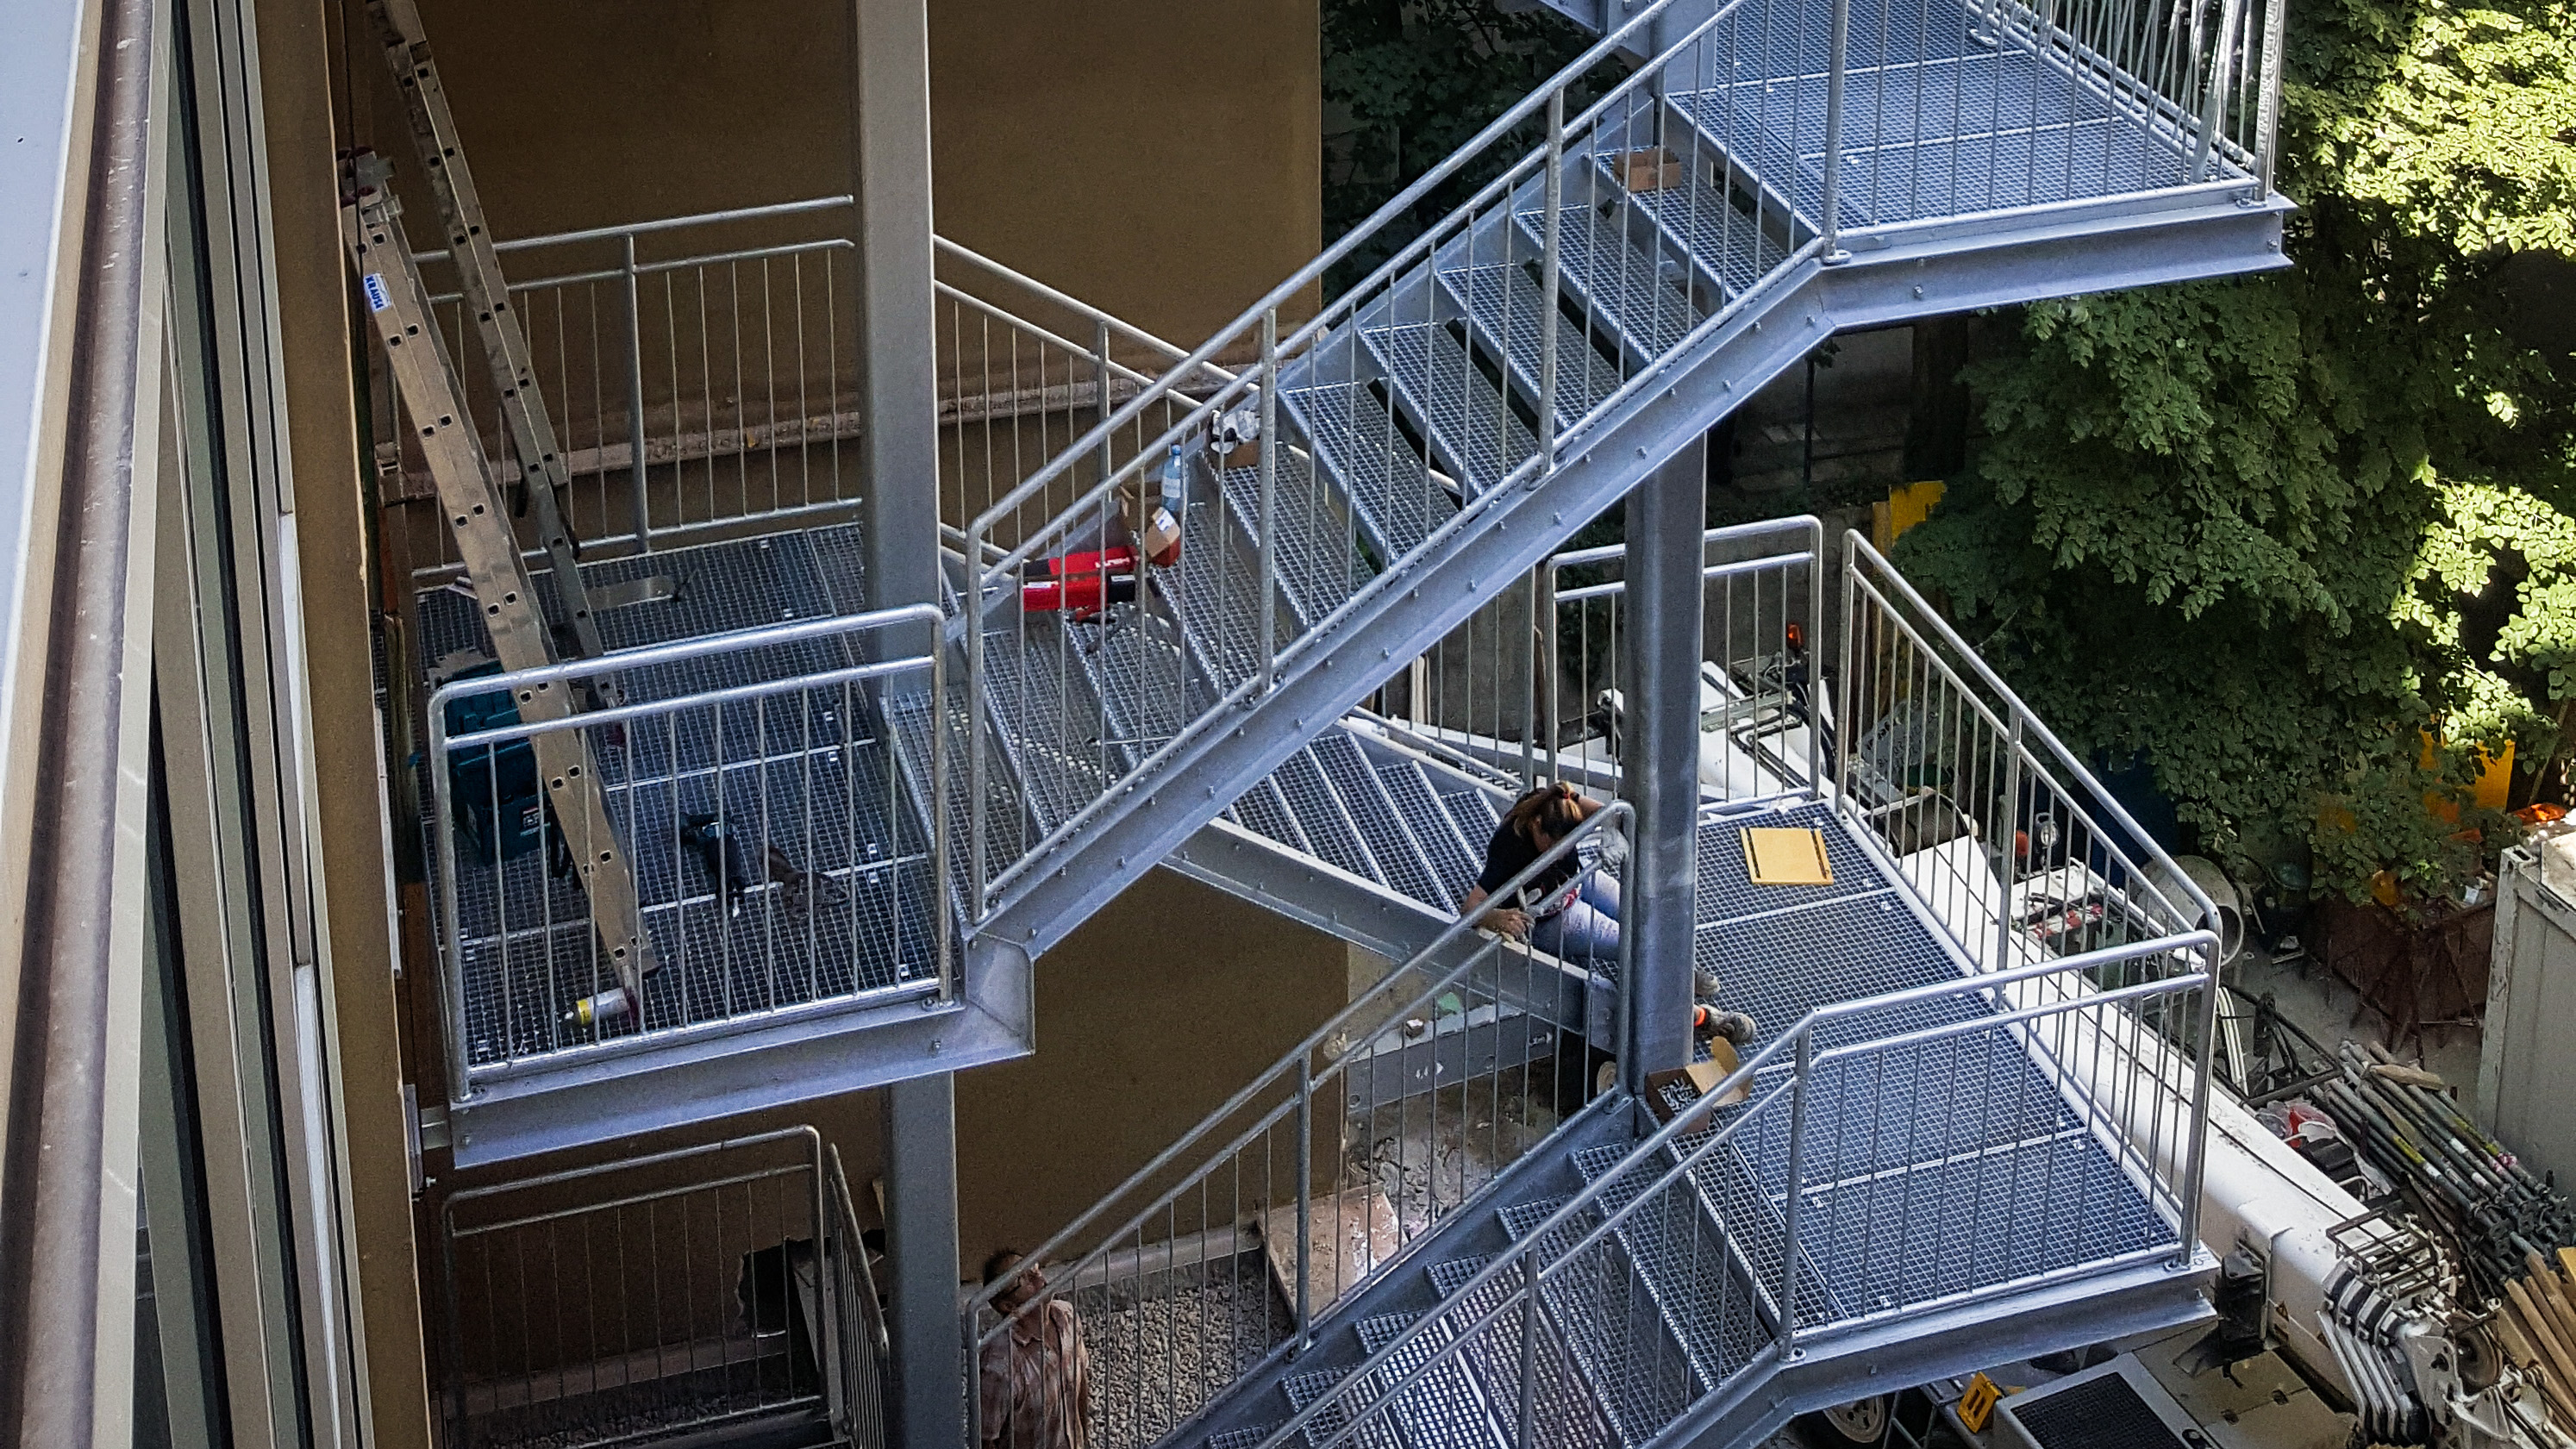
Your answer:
[1260,309,1280,694]
[1779,1025,1814,1351]
[1535,87,1566,483]
[1296,1053,1314,1355]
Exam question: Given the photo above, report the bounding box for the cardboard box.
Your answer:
[1218,439,1261,473]
[1621,147,1685,192]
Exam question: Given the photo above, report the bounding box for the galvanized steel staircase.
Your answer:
[953,0,2292,980]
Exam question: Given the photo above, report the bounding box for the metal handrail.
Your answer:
[439,1127,839,1446]
[423,603,949,1095]
[963,799,1636,1332]
[1246,927,2216,1449]
[1841,533,2220,932]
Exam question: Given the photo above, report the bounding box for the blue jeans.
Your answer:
[1532,872,1621,962]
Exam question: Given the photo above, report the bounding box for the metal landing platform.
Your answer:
[415,525,941,1075]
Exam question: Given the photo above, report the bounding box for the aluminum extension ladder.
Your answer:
[340,0,658,996]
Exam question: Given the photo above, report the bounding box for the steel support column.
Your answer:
[884,1072,965,1449]
[1620,436,1705,1088]
[851,0,940,640]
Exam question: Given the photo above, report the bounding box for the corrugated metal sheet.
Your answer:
[2479,839,2576,1185]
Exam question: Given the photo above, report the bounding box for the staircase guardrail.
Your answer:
[1529,515,1829,799]
[437,1126,863,1448]
[394,198,1179,581]
[966,803,1635,1449]
[1265,930,2216,1449]
[957,0,2283,926]
[423,603,946,1098]
[824,1143,891,1449]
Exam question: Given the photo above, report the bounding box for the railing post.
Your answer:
[2177,944,2220,1265]
[966,543,990,919]
[1535,86,1566,481]
[1259,308,1280,692]
[2254,0,2287,194]
[1094,318,1114,514]
[1833,531,1859,811]
[426,711,474,1102]
[1522,560,1546,787]
[929,641,954,1000]
[622,233,652,551]
[1518,1244,1541,1441]
[1819,0,1854,262]
[1993,715,2024,972]
[1540,562,1561,781]
[1804,519,1824,795]
[1778,1026,1816,1354]
[1296,1053,1314,1353]
[2190,0,2247,180]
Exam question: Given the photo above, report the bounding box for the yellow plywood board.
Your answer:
[1742,827,1833,885]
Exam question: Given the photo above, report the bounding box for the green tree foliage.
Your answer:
[1322,0,1615,290]
[1893,0,2576,900]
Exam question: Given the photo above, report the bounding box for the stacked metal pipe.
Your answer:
[2310,1043,2576,1302]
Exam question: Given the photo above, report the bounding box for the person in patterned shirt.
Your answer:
[979,1248,1094,1449]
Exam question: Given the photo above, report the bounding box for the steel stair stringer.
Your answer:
[965,184,2290,973]
[1643,1254,2215,1449]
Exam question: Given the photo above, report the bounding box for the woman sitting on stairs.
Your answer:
[1461,782,1754,1046]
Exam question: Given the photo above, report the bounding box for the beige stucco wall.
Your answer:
[353,0,1318,353]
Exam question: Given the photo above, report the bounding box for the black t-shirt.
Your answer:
[1478,820,1577,908]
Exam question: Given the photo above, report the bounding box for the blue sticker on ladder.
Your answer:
[363,273,391,313]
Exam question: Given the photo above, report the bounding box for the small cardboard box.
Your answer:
[1218,439,1262,473]
[1621,147,1685,192]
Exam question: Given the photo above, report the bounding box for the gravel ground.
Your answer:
[1347,1066,1565,1240]
[456,1354,813,1449]
[1072,1252,1294,1449]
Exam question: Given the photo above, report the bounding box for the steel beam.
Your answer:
[1660,1254,2216,1449]
[884,1072,966,1449]
[1622,437,1705,1085]
[851,0,940,640]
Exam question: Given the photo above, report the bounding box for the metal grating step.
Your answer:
[1209,1430,1279,1449]
[1376,760,1480,905]
[1285,1368,1406,1449]
[1314,733,1444,908]
[1357,1311,1508,1449]
[1597,152,1797,301]
[1360,322,1537,497]
[1229,776,1316,858]
[1426,1255,1616,1449]
[1279,379,1457,564]
[1218,447,1368,632]
[1442,788,1504,864]
[1512,202,1701,363]
[1162,494,1282,696]
[1435,262,1628,433]
[1275,746,1388,886]
[974,618,1114,834]
[1075,608,1205,771]
[1573,1144,1771,1385]
[1496,1195,1703,1443]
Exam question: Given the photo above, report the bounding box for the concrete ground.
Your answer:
[2229,940,2483,1090]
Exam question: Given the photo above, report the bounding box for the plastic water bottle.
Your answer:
[1159,443,1185,519]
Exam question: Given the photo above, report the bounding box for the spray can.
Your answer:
[565,986,634,1028]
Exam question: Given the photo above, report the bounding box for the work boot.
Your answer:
[1692,1004,1758,1046]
